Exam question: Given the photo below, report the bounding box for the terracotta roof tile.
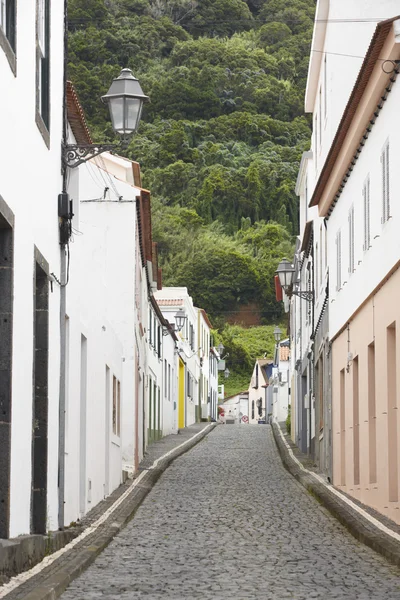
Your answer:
[66,81,92,145]
[156,299,184,307]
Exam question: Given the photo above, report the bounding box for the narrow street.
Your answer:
[60,426,400,600]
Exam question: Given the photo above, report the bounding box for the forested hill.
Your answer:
[68,0,315,332]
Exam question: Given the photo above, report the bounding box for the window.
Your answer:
[314,115,318,168]
[381,140,390,224]
[112,376,121,436]
[0,0,15,50]
[148,309,152,346]
[164,360,167,398]
[168,364,171,401]
[157,324,161,357]
[324,54,327,119]
[251,400,255,420]
[319,87,322,146]
[348,204,354,275]
[315,243,319,293]
[319,226,323,284]
[36,0,50,131]
[336,229,342,291]
[363,176,371,251]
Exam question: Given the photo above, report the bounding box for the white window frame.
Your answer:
[381,139,390,224]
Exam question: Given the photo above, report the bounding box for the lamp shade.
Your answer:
[175,309,187,332]
[276,258,295,291]
[217,343,224,356]
[102,68,149,138]
[273,326,282,342]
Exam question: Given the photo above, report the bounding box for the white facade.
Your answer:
[248,360,271,424]
[0,0,64,537]
[219,392,249,425]
[328,77,400,337]
[64,150,142,524]
[209,348,219,421]
[154,288,200,428]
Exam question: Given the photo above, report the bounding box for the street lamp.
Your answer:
[101,68,149,141]
[217,343,224,356]
[175,309,187,332]
[276,258,313,302]
[63,68,149,168]
[273,326,282,343]
[224,368,230,379]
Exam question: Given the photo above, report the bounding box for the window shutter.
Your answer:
[381,149,386,223]
[351,206,354,272]
[363,184,367,251]
[386,141,390,219]
[336,230,341,291]
[348,212,351,273]
[366,177,370,249]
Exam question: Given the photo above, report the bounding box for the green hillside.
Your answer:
[67,0,315,393]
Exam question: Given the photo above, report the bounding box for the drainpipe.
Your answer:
[58,0,68,530]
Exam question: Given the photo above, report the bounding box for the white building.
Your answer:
[209,347,219,421]
[219,392,249,425]
[155,288,200,428]
[248,360,272,424]
[0,0,64,537]
[270,342,291,425]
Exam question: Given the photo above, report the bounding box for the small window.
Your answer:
[336,229,342,291]
[251,400,255,420]
[348,205,354,274]
[381,140,390,224]
[0,0,15,50]
[363,176,371,251]
[36,0,50,132]
[112,376,121,436]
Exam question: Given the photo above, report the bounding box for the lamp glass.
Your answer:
[175,309,187,332]
[108,97,124,134]
[276,259,295,291]
[217,343,224,355]
[224,368,230,379]
[125,97,143,134]
[274,326,282,342]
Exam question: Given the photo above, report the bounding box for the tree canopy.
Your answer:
[68,0,315,391]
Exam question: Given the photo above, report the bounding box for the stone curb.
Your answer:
[4,423,217,600]
[271,422,400,568]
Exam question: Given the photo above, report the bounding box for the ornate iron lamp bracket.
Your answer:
[62,143,119,169]
[291,290,314,302]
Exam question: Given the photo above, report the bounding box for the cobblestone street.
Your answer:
[61,426,400,600]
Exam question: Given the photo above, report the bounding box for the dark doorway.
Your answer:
[0,199,14,539]
[31,254,49,534]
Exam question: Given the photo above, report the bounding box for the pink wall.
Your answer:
[332,265,400,524]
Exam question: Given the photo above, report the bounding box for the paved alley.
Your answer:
[60,426,400,600]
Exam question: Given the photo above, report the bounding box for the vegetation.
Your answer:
[67,0,315,394]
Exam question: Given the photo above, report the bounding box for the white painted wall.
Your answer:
[306,1,400,193]
[0,1,64,536]
[328,78,400,337]
[64,152,141,524]
[154,288,200,427]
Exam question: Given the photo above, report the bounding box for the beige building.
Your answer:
[311,17,400,523]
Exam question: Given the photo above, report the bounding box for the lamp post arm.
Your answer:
[62,142,121,169]
[291,290,314,302]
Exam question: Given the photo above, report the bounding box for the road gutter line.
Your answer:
[0,424,214,598]
[276,424,400,543]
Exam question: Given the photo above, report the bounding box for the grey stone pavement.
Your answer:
[60,425,400,600]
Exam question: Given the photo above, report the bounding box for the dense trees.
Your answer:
[68,0,315,389]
